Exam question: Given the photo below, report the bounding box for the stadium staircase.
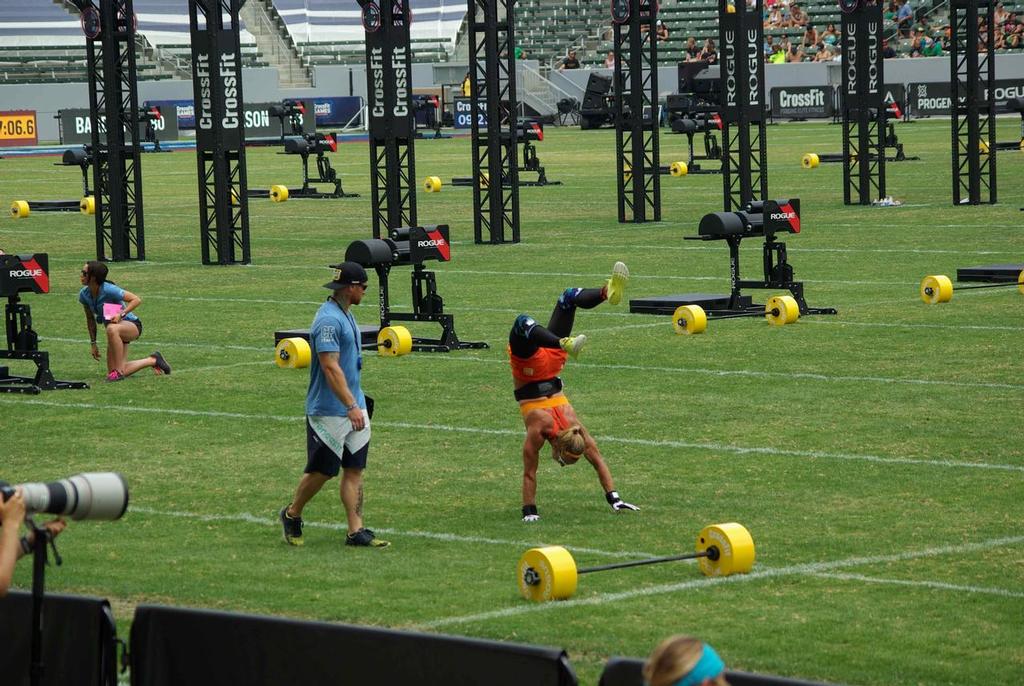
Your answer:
[241,0,314,88]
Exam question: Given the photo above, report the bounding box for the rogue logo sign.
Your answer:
[746,29,760,106]
[723,29,738,109]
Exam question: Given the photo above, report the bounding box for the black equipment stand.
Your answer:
[839,0,886,205]
[629,201,836,318]
[189,0,251,265]
[719,0,767,211]
[344,226,488,352]
[467,0,520,243]
[666,64,723,174]
[613,0,661,222]
[452,121,560,187]
[360,0,417,238]
[950,0,996,205]
[14,148,95,214]
[0,254,89,394]
[72,0,145,261]
[248,134,358,199]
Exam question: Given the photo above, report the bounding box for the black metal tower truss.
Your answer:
[950,0,996,205]
[361,0,417,237]
[718,0,767,212]
[468,0,520,243]
[75,0,145,261]
[612,0,660,223]
[189,0,251,265]
[840,1,886,205]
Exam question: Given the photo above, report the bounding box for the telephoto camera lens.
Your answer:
[0,472,128,521]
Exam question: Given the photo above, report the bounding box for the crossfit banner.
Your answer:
[58,108,180,145]
[908,79,1024,116]
[363,0,414,139]
[0,110,38,147]
[770,87,833,119]
[314,96,363,126]
[453,97,486,129]
[191,29,244,150]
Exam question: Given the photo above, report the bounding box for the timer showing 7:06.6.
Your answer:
[0,111,39,146]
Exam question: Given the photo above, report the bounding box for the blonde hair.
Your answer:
[643,636,729,686]
[551,425,585,465]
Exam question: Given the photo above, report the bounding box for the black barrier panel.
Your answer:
[908,79,1024,117]
[58,109,180,145]
[130,604,578,686]
[770,86,832,119]
[599,657,841,686]
[0,590,117,686]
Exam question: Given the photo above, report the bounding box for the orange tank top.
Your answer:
[519,395,573,438]
[508,345,567,383]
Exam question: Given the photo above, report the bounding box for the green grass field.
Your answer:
[2,119,1023,685]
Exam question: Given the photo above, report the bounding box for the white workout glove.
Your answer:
[522,505,540,522]
[606,491,639,512]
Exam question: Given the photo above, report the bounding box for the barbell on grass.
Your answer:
[920,272,1024,304]
[517,522,755,602]
[10,200,30,218]
[672,295,800,334]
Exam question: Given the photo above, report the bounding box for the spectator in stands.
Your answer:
[814,43,836,62]
[769,43,787,63]
[767,4,784,28]
[603,51,615,69]
[922,33,943,56]
[685,36,701,61]
[790,3,808,27]
[643,636,730,686]
[698,38,718,64]
[461,71,471,97]
[0,489,66,598]
[79,261,171,382]
[778,33,792,55]
[655,20,670,43]
[882,38,897,59]
[559,49,581,71]
[1005,15,1023,49]
[995,2,1010,26]
[787,42,805,62]
[764,34,776,58]
[821,22,839,48]
[885,0,899,24]
[897,0,914,37]
[801,23,818,48]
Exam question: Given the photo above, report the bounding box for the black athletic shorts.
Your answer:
[305,415,371,476]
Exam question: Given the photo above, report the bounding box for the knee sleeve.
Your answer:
[512,314,538,339]
[557,288,582,311]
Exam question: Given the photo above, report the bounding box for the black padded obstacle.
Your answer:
[189,0,251,265]
[72,0,145,261]
[955,264,1024,283]
[613,0,660,223]
[950,0,996,205]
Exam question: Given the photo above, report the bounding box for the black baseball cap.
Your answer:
[323,261,368,290]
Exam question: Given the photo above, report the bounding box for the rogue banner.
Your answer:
[908,79,1024,116]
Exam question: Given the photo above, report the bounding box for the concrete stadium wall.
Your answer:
[4,54,1024,141]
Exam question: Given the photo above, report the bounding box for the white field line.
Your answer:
[416,534,1024,629]
[41,336,268,353]
[810,572,1024,599]
[3,398,1021,473]
[128,507,655,559]
[38,332,1024,391]
[802,318,1024,333]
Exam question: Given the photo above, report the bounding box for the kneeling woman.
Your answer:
[510,262,638,522]
[79,261,171,381]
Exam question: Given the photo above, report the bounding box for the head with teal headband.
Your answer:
[643,636,729,686]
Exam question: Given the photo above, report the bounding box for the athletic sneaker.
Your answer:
[559,334,587,359]
[345,527,390,548]
[151,351,172,375]
[605,261,630,305]
[280,507,304,546]
[105,370,124,382]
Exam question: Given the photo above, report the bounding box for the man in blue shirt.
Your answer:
[897,0,914,37]
[280,262,389,548]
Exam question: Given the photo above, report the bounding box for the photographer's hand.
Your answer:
[0,488,26,528]
[0,489,26,597]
